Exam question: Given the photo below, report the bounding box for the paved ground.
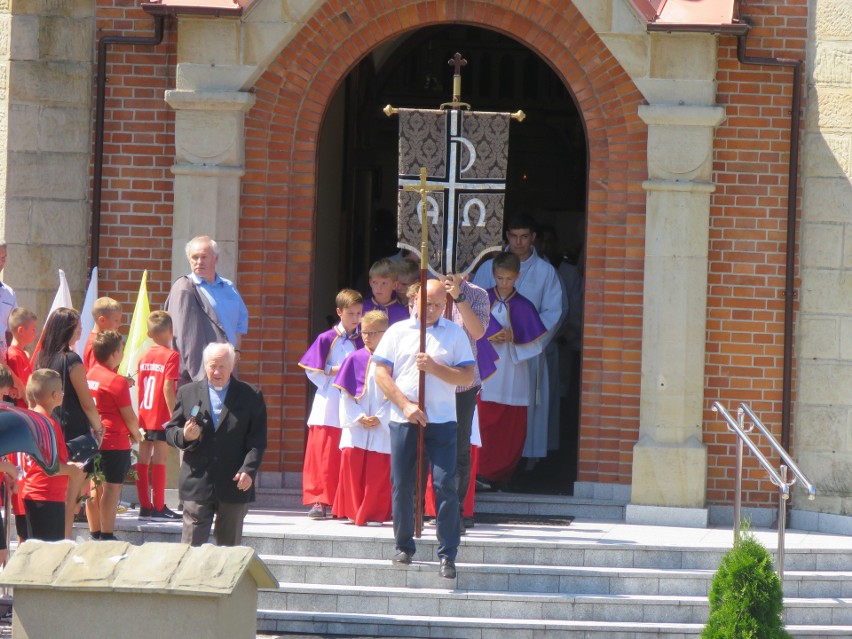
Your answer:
[118,506,852,553]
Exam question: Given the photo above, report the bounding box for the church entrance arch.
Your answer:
[244,1,648,491]
[315,24,586,492]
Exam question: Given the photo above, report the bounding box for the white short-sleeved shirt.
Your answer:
[372,316,475,425]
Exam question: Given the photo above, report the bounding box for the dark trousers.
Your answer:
[24,499,65,541]
[181,499,250,546]
[390,420,460,561]
[455,386,479,510]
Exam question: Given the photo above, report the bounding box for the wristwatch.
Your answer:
[455,292,467,304]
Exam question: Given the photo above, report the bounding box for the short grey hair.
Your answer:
[202,342,235,366]
[185,236,219,260]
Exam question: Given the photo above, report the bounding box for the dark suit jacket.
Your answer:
[165,376,267,504]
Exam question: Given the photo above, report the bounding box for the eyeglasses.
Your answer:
[361,330,386,337]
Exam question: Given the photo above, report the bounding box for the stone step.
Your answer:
[473,493,625,520]
[253,488,627,521]
[118,521,852,574]
[260,554,852,599]
[257,581,852,625]
[256,610,852,639]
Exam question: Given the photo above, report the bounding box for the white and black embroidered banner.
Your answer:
[397,108,510,276]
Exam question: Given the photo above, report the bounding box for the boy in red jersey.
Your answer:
[86,331,143,540]
[21,369,85,541]
[82,297,122,371]
[135,311,180,520]
[6,307,37,407]
[5,309,35,538]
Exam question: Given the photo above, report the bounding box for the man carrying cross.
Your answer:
[373,278,475,580]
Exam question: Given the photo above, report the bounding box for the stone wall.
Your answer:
[794,0,852,514]
[0,0,95,317]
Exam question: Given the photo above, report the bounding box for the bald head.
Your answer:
[421,279,447,325]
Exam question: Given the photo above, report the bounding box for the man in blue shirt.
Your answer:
[166,236,249,387]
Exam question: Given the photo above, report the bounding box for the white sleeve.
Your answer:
[339,392,366,428]
[537,264,566,341]
[305,368,332,391]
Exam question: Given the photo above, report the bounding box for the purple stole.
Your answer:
[363,295,409,325]
[299,325,363,372]
[333,347,372,399]
[479,287,547,347]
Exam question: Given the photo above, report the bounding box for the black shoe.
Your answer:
[475,477,492,491]
[459,517,466,536]
[151,506,181,521]
[138,507,153,521]
[392,550,412,566]
[439,557,456,579]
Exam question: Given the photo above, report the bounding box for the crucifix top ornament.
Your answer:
[442,52,470,111]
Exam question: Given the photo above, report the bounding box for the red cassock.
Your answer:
[425,445,479,518]
[476,400,527,483]
[331,447,392,525]
[302,425,342,506]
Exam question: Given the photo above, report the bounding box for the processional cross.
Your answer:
[402,167,444,538]
[387,53,524,538]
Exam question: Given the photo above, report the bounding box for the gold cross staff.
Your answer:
[401,165,442,539]
[403,167,443,272]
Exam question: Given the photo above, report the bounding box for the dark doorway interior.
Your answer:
[320,25,587,494]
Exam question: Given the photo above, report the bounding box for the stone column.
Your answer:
[165,90,255,282]
[627,104,725,527]
[0,0,94,315]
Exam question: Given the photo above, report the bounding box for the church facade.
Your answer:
[2,0,850,527]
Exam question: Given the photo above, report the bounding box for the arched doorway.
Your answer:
[244,0,647,488]
[313,25,587,493]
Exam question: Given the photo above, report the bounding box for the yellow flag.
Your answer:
[118,270,152,377]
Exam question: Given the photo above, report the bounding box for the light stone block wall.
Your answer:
[0,0,95,318]
[794,0,852,515]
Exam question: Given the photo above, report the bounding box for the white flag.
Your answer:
[75,267,99,358]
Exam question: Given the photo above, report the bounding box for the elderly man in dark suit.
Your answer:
[165,342,267,546]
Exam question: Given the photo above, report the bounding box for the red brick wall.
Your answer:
[93,1,177,307]
[705,0,807,507]
[90,0,807,509]
[244,0,648,475]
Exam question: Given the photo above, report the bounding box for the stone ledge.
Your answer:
[638,103,726,127]
[626,504,709,528]
[0,540,278,593]
[165,88,256,112]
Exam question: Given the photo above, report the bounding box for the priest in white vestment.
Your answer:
[473,215,568,461]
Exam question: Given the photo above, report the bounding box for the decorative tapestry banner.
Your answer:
[397,108,510,276]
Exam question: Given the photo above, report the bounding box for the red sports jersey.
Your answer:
[21,415,68,503]
[6,452,26,514]
[137,344,179,431]
[82,332,97,371]
[6,344,32,409]
[87,363,133,451]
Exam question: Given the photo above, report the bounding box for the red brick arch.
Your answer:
[240,0,648,480]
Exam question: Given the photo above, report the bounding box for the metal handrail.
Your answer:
[711,401,816,581]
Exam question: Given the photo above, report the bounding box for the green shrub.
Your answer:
[701,529,791,639]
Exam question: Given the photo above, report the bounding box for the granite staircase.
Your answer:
[116,492,852,639]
